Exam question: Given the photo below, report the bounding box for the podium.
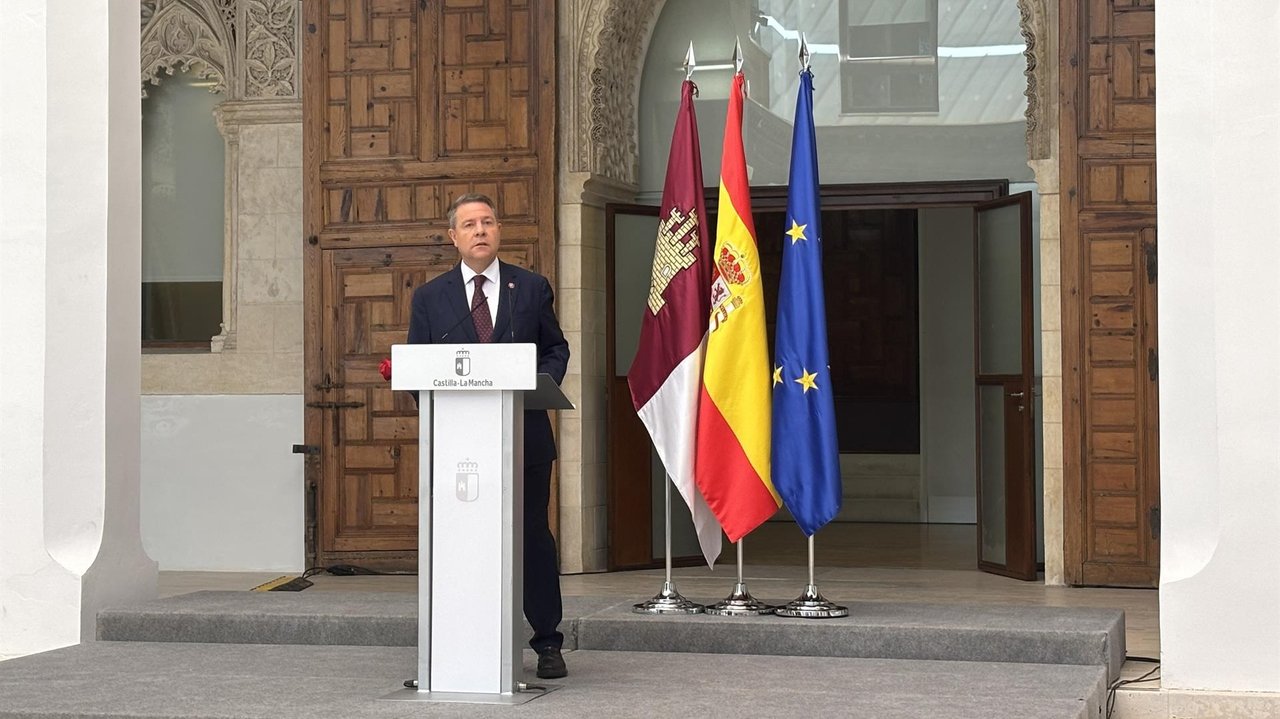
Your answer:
[386,343,570,705]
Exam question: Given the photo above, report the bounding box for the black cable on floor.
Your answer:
[317,564,416,577]
[1106,662,1161,719]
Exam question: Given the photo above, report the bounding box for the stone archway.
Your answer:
[557,0,1064,582]
[554,0,667,573]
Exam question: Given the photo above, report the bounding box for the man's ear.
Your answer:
[447,228,457,246]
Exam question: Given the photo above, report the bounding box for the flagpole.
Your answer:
[705,536,774,616]
[633,473,703,614]
[627,40,726,611]
[774,533,846,618]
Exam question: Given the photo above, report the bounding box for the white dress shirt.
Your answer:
[459,259,500,326]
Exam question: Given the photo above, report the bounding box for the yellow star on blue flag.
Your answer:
[794,368,819,393]
[786,220,807,244]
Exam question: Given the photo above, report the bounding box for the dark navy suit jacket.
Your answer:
[407,261,570,466]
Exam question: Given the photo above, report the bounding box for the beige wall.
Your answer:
[554,173,631,572]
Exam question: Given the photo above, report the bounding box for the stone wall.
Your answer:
[140,0,302,395]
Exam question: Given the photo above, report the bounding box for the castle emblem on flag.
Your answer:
[454,348,471,376]
[455,459,479,502]
[646,206,701,314]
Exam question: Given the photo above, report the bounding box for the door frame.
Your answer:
[605,180,1011,571]
[604,203,669,571]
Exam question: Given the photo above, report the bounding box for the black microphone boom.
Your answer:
[440,296,488,341]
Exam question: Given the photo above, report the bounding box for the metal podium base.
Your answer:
[633,581,704,614]
[382,683,561,705]
[773,584,848,619]
[704,583,775,616]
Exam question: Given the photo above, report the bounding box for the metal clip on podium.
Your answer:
[384,343,571,705]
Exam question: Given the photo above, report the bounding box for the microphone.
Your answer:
[506,281,516,341]
[441,294,488,341]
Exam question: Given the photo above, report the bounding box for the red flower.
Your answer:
[379,357,392,381]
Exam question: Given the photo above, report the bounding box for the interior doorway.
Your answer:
[606,180,1042,579]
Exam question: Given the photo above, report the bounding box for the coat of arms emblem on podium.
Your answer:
[455,459,479,502]
[455,348,471,376]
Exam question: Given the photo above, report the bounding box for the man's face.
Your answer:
[449,201,502,270]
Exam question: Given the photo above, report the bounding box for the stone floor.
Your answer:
[6,522,1280,717]
[159,522,1160,658]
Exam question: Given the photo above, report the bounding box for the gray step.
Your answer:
[97,590,1125,682]
[0,641,1108,719]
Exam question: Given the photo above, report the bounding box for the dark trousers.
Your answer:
[523,461,563,653]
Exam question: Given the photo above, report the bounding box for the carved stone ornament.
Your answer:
[242,0,298,98]
[1019,0,1052,161]
[567,0,666,186]
[142,0,157,30]
[141,0,235,97]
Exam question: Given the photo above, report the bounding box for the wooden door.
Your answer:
[973,193,1036,580]
[303,0,556,568]
[1061,0,1159,586]
[315,246,445,562]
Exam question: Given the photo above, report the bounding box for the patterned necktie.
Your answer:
[471,275,493,343]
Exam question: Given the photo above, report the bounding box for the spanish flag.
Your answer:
[695,71,781,541]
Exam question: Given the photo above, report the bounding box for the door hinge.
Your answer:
[292,444,321,455]
[1144,240,1157,284]
[1147,348,1158,382]
[306,401,365,410]
[1149,506,1161,540]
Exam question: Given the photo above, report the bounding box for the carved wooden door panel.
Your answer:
[1061,0,1159,587]
[303,0,556,568]
[317,246,451,560]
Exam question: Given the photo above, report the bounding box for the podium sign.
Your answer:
[391,343,536,393]
[389,343,541,702]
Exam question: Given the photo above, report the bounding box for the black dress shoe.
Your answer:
[536,648,567,679]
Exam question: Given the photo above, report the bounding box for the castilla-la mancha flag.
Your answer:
[628,78,723,567]
[695,71,781,541]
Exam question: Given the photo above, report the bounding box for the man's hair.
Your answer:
[447,193,497,229]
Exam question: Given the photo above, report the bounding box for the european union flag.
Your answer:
[771,68,841,536]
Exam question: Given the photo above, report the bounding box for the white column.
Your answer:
[0,0,157,659]
[1157,0,1280,692]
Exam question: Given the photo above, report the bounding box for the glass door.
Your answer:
[973,192,1036,580]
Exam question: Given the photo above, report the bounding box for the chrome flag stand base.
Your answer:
[634,474,704,614]
[774,535,847,618]
[705,540,774,616]
[633,580,704,614]
[704,581,774,616]
[774,583,847,618]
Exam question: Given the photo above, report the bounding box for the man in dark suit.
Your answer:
[406,193,570,680]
